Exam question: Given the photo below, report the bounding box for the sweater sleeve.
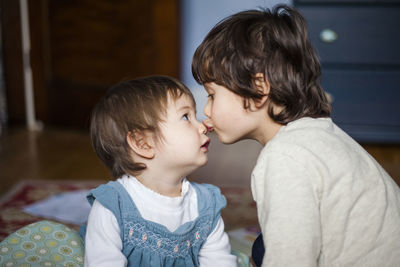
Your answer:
[252,151,321,267]
[198,217,237,267]
[84,200,128,267]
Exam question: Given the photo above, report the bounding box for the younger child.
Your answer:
[82,76,237,266]
[192,4,400,267]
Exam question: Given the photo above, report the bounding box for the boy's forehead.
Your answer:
[204,82,217,91]
[204,82,212,89]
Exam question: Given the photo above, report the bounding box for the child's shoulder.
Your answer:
[258,116,365,171]
[189,182,225,201]
[189,182,226,212]
[87,180,130,210]
[267,117,339,150]
[190,181,222,193]
[278,117,334,138]
[259,117,347,164]
[89,180,123,199]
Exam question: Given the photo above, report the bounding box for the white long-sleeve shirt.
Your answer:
[251,117,400,267]
[84,176,237,266]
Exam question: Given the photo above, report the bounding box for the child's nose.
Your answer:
[203,102,211,118]
[202,119,213,132]
[199,120,207,134]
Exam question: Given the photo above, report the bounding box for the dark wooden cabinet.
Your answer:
[295,1,400,143]
[2,0,180,129]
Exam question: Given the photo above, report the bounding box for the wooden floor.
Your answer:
[1,125,400,198]
[0,126,109,197]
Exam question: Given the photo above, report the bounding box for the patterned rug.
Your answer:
[0,180,101,241]
[0,180,259,241]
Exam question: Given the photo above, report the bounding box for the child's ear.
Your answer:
[126,131,155,159]
[253,73,270,108]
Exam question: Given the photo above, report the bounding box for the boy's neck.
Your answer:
[248,103,283,145]
[257,118,282,145]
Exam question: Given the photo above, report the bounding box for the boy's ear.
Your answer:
[126,131,155,159]
[252,73,270,108]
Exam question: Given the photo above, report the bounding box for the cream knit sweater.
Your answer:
[251,117,400,267]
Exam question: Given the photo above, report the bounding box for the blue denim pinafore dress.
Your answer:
[81,181,226,267]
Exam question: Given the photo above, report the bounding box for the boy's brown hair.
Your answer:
[192,4,331,124]
[90,75,195,178]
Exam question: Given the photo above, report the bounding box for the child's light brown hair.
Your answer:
[192,4,331,124]
[90,75,195,178]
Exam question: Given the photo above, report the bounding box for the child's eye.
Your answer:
[182,114,189,121]
[207,94,214,100]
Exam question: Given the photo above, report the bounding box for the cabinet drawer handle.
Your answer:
[320,29,338,43]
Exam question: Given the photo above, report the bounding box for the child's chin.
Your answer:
[217,134,237,145]
[198,157,208,166]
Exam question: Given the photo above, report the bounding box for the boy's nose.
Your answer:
[203,102,211,118]
[202,119,213,132]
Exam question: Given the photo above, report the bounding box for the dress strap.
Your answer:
[190,182,227,232]
[87,181,140,239]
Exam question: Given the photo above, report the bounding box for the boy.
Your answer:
[192,4,400,266]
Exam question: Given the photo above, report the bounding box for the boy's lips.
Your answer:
[202,119,213,132]
[201,139,210,151]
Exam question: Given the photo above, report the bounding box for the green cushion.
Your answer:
[0,220,84,267]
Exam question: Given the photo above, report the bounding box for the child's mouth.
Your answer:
[201,139,210,151]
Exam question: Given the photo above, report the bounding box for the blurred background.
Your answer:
[0,0,399,198]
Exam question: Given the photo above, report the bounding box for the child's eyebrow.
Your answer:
[177,105,195,112]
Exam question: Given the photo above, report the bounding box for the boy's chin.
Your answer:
[216,132,240,145]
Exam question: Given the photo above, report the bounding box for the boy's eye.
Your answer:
[207,94,214,100]
[182,114,189,121]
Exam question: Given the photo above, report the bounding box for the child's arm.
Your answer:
[252,151,321,266]
[198,217,237,267]
[84,200,128,267]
